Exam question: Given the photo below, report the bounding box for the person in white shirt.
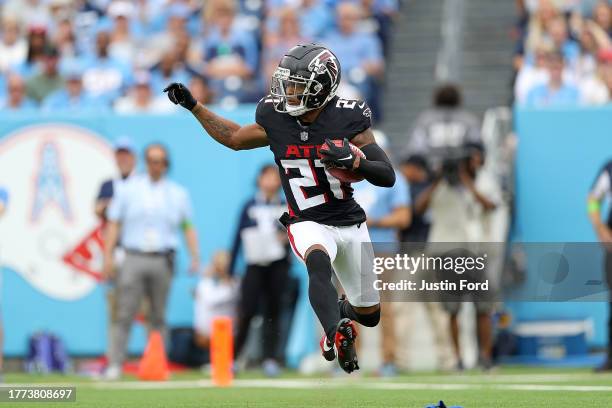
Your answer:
[114,71,177,114]
[0,18,27,73]
[103,144,200,379]
[193,251,238,350]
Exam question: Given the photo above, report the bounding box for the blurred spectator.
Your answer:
[0,18,27,73]
[95,137,136,222]
[52,18,78,59]
[193,250,238,358]
[107,1,139,64]
[262,7,310,89]
[525,51,580,106]
[94,137,137,367]
[173,30,204,75]
[150,50,192,95]
[14,25,48,77]
[203,0,259,102]
[148,1,193,39]
[25,45,64,103]
[420,143,501,371]
[0,74,37,112]
[353,131,410,377]
[2,0,50,28]
[406,84,481,165]
[592,0,612,37]
[587,158,612,372]
[548,17,580,67]
[79,29,131,104]
[323,2,384,119]
[189,75,214,105]
[580,49,612,105]
[103,144,200,380]
[230,164,290,377]
[266,0,331,41]
[46,0,74,26]
[202,0,257,77]
[575,24,610,83]
[514,42,565,104]
[400,155,432,244]
[518,0,560,68]
[42,64,100,112]
[114,71,176,114]
[146,3,192,65]
[360,0,399,58]
[299,0,333,39]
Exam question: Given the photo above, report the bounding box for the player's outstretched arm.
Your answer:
[349,128,396,187]
[164,83,268,151]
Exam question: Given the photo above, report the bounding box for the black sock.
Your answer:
[339,297,359,321]
[339,298,381,327]
[305,250,340,342]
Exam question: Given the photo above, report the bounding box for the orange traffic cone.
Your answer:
[211,317,233,386]
[137,330,169,381]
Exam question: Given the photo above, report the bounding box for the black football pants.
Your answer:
[234,259,289,361]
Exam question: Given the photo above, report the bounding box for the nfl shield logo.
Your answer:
[300,131,309,141]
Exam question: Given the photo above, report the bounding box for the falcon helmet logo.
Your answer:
[308,50,340,85]
[300,131,309,141]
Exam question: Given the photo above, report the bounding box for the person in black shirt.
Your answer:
[588,159,612,372]
[229,164,290,376]
[399,154,431,244]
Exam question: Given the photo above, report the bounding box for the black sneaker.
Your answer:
[334,318,359,374]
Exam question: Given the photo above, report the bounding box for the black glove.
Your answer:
[163,82,197,110]
[320,138,356,169]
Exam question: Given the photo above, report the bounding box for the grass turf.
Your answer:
[4,367,612,408]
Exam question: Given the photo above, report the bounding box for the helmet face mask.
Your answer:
[270,45,341,117]
[271,67,323,116]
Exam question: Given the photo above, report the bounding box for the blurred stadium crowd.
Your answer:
[514,0,612,106]
[0,0,395,118]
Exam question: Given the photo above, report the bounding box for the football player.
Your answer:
[164,43,395,373]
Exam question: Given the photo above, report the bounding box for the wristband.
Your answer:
[587,199,601,214]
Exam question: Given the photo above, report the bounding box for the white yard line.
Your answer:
[394,373,612,383]
[4,379,612,393]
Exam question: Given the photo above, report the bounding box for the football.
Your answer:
[320,140,366,183]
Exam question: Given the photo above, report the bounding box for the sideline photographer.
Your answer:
[405,84,482,171]
[418,141,501,371]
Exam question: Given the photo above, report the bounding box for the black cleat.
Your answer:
[334,318,359,374]
[319,335,336,361]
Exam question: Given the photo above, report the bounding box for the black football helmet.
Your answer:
[270,43,341,116]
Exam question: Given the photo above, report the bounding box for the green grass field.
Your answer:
[4,367,612,407]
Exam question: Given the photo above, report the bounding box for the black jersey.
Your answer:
[256,95,372,226]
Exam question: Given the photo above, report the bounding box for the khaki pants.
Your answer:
[109,252,172,366]
[106,285,151,362]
